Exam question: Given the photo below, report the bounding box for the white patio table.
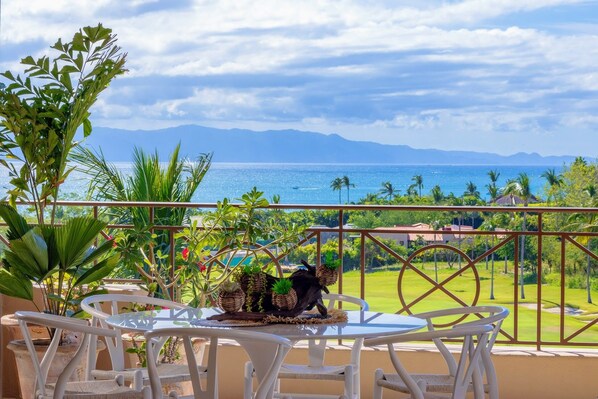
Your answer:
[106,308,426,398]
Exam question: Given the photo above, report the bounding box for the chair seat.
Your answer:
[278,364,350,380]
[377,373,456,393]
[41,379,144,399]
[92,363,208,384]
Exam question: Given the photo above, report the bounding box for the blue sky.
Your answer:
[0,0,597,157]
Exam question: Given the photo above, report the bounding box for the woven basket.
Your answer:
[316,264,338,286]
[217,289,245,313]
[272,288,298,310]
[240,273,267,293]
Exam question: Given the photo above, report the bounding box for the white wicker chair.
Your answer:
[15,311,150,399]
[244,293,369,399]
[145,326,292,399]
[365,324,495,399]
[366,306,509,399]
[81,294,205,386]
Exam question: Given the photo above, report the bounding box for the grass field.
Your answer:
[326,261,598,346]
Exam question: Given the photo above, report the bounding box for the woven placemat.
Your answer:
[193,309,348,327]
[191,319,267,327]
[263,308,347,325]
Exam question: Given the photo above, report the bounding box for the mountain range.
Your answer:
[83,125,577,165]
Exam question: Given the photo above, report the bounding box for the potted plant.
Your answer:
[317,251,340,286]
[178,187,305,309]
[0,24,126,397]
[217,281,245,313]
[271,278,297,311]
[237,262,268,312]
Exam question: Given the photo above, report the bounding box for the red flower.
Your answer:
[107,235,117,248]
[197,262,207,273]
[182,247,189,261]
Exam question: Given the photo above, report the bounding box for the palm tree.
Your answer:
[406,184,418,198]
[342,175,355,203]
[412,175,424,198]
[486,170,500,203]
[486,184,500,204]
[464,181,480,199]
[430,185,444,204]
[503,172,532,299]
[379,181,397,201]
[541,168,563,204]
[72,144,212,296]
[73,144,211,228]
[488,169,500,185]
[330,177,344,204]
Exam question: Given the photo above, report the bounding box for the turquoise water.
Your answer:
[3,163,557,205]
[90,163,555,204]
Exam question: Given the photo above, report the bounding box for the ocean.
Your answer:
[44,163,555,205]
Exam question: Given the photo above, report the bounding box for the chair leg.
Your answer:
[244,361,254,399]
[353,366,360,399]
[344,365,354,399]
[373,369,384,399]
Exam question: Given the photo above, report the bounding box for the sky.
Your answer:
[0,0,597,157]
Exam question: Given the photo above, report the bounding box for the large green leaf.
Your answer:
[54,217,107,270]
[0,204,31,240]
[3,228,50,280]
[73,254,118,287]
[70,239,114,273]
[38,225,60,272]
[0,269,33,300]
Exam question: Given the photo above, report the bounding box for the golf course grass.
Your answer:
[328,261,598,346]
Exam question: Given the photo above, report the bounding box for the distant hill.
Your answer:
[83,125,577,165]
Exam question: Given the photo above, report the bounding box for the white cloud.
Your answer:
[1,0,597,157]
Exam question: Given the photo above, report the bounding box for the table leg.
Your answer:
[237,338,293,399]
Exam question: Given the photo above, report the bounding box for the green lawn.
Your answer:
[327,262,598,346]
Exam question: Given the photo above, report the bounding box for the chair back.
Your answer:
[412,306,509,398]
[145,327,292,399]
[365,324,494,399]
[81,294,192,375]
[322,293,369,311]
[412,306,508,354]
[14,311,129,398]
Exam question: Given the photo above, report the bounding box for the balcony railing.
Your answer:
[3,201,598,350]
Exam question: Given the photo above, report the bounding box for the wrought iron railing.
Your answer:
[2,201,598,349]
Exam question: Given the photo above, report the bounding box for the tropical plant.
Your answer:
[486,183,500,204]
[503,172,533,299]
[178,187,305,307]
[342,175,355,203]
[272,278,293,295]
[330,177,343,204]
[72,144,212,300]
[430,185,444,204]
[488,169,500,185]
[542,168,563,204]
[0,205,117,319]
[322,251,341,270]
[464,181,480,199]
[73,144,211,231]
[411,174,424,198]
[406,184,418,198]
[220,280,242,294]
[0,24,126,225]
[0,25,126,322]
[486,169,500,203]
[379,181,397,201]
